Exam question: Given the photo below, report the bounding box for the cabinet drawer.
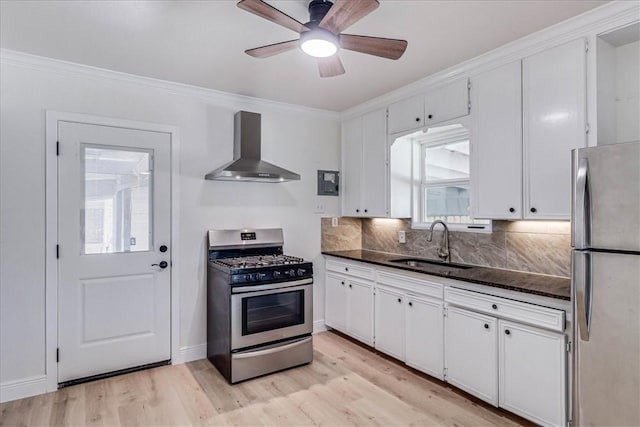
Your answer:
[326,259,374,280]
[445,287,565,332]
[377,270,443,299]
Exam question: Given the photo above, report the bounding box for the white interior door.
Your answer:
[57,121,171,383]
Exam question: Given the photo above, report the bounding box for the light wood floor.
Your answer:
[0,331,532,426]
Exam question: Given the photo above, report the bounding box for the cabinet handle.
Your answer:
[415,117,420,122]
[408,301,413,307]
[484,323,489,329]
[505,329,511,335]
[364,209,368,213]
[345,267,349,272]
[397,298,402,303]
[509,207,515,213]
[341,281,344,285]
[356,209,360,213]
[492,304,498,310]
[530,207,537,213]
[349,284,352,288]
[427,114,433,119]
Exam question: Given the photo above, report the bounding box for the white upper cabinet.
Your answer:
[471,61,523,220]
[424,78,470,127]
[341,109,387,217]
[388,94,425,135]
[341,116,363,216]
[523,38,587,219]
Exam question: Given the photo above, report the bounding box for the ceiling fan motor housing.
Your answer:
[307,0,334,28]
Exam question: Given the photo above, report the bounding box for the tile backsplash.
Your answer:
[321,218,571,277]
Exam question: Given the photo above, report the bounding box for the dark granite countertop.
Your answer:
[322,249,570,301]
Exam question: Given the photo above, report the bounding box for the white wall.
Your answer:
[615,40,639,143]
[0,54,340,391]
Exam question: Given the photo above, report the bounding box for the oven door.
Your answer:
[230,278,313,350]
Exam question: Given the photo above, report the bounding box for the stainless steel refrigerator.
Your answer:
[571,141,640,427]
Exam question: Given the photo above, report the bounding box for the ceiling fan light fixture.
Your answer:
[300,29,339,58]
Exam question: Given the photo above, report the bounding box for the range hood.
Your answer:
[205,111,301,182]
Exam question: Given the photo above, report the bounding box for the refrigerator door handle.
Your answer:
[573,251,592,341]
[572,153,590,249]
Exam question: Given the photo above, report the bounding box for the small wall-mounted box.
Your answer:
[317,170,339,196]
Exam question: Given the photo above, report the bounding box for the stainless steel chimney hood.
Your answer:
[205,111,301,182]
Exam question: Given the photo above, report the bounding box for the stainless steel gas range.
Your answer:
[206,228,313,383]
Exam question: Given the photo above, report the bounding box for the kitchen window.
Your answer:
[413,124,490,231]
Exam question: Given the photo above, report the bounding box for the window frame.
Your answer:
[410,119,491,233]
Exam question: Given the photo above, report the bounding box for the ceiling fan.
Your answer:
[237,0,408,77]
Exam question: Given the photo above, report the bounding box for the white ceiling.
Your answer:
[0,0,608,111]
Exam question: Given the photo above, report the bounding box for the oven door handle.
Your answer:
[232,278,313,293]
[232,336,312,359]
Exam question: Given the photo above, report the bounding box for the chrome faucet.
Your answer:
[427,220,450,263]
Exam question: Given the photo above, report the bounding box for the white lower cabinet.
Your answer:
[325,258,568,426]
[444,306,499,405]
[405,295,444,380]
[325,271,374,346]
[374,286,406,360]
[499,320,567,427]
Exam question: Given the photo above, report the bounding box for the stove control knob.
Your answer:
[244,274,253,282]
[273,271,281,279]
[297,268,306,276]
[288,269,295,276]
[255,273,265,281]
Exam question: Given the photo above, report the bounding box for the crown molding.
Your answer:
[341,0,640,120]
[0,49,340,120]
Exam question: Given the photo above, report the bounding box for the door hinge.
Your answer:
[56,348,59,363]
[586,123,590,134]
[443,307,448,317]
[56,244,59,259]
[568,420,573,427]
[467,80,471,90]
[566,341,572,353]
[585,41,589,52]
[56,141,60,156]
[443,367,448,378]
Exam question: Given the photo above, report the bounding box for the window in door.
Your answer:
[81,145,153,254]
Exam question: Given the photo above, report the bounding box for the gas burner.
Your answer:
[214,254,305,270]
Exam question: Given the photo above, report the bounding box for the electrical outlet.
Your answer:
[314,201,325,214]
[331,217,339,227]
[398,230,406,244]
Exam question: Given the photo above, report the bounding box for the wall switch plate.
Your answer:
[398,230,406,244]
[331,217,339,227]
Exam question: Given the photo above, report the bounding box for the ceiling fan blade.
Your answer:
[245,40,300,58]
[237,0,310,34]
[340,34,407,60]
[319,0,379,34]
[317,55,346,78]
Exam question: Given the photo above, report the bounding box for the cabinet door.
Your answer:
[445,306,498,405]
[405,295,444,380]
[523,38,586,219]
[341,116,363,216]
[374,286,405,360]
[499,320,567,427]
[424,79,470,126]
[471,61,523,219]
[347,280,374,346]
[325,273,347,332]
[361,109,388,217]
[388,94,425,134]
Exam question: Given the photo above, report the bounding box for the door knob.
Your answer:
[152,261,168,269]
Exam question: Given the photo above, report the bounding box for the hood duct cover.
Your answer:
[205,111,301,182]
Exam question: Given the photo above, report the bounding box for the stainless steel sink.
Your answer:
[388,258,472,272]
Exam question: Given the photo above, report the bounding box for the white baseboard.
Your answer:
[313,320,328,334]
[0,375,48,403]
[175,343,207,364]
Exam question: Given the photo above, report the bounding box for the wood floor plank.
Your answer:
[0,331,532,427]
